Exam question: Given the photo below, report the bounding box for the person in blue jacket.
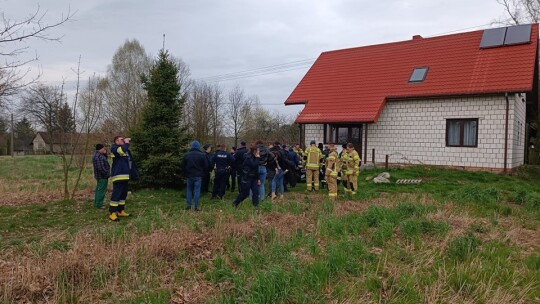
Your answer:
[233,144,261,208]
[109,136,133,221]
[182,140,209,211]
[211,144,235,200]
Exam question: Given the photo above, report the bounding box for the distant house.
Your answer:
[32,132,108,154]
[285,24,539,172]
[0,134,33,156]
[13,137,33,155]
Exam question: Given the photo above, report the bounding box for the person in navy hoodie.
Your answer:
[182,140,208,211]
[233,144,261,208]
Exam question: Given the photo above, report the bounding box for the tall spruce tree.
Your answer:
[130,50,188,188]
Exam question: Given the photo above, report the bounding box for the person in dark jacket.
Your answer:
[212,144,235,200]
[109,136,133,221]
[182,140,209,211]
[286,145,299,188]
[233,144,261,208]
[233,141,248,193]
[92,144,110,209]
[201,144,213,194]
[271,149,291,200]
[226,147,237,192]
[268,141,286,196]
[255,140,272,202]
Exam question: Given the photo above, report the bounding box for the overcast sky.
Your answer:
[2,0,508,117]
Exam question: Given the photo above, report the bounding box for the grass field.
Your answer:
[0,156,539,303]
[0,155,95,205]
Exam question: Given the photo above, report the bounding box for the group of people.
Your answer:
[92,135,362,220]
[182,140,301,210]
[92,136,137,221]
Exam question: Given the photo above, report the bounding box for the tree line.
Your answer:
[0,38,298,154]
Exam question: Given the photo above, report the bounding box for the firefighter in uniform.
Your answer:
[109,136,132,221]
[325,144,340,200]
[345,143,361,195]
[293,144,305,165]
[304,140,322,191]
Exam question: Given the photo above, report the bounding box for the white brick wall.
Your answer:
[303,95,526,169]
[304,124,324,148]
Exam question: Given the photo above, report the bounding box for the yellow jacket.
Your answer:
[325,151,340,177]
[304,146,322,170]
[346,149,361,175]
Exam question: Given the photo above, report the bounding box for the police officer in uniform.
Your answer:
[211,144,235,200]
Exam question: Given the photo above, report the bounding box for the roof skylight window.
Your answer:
[409,67,428,83]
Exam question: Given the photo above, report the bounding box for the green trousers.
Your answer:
[94,179,108,208]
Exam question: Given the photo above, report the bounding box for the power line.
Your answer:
[196,58,316,81]
[425,22,496,37]
[196,22,496,83]
[196,59,315,83]
[203,65,314,83]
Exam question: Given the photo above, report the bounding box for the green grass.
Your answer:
[1,158,539,303]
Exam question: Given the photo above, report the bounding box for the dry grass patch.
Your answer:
[0,188,96,206]
[505,228,540,253]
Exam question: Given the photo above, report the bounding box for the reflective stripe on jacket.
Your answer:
[325,151,340,177]
[111,143,131,182]
[346,150,361,174]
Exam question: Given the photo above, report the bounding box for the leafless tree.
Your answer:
[103,39,151,133]
[0,6,74,105]
[21,83,66,153]
[496,0,540,24]
[244,102,298,144]
[55,59,103,200]
[68,72,107,200]
[171,56,192,98]
[79,75,106,134]
[185,81,224,145]
[227,86,253,147]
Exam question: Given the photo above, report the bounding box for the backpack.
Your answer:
[278,149,295,170]
[258,145,271,164]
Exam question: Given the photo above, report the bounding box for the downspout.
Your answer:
[364,123,368,165]
[299,124,304,149]
[504,93,510,173]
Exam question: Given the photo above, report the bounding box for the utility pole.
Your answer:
[162,34,166,51]
[10,113,14,158]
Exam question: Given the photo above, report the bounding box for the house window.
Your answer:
[325,124,362,145]
[409,67,429,83]
[446,119,478,147]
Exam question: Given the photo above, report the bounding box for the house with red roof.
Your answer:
[285,24,539,172]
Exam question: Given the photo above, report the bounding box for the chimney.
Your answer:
[412,35,423,40]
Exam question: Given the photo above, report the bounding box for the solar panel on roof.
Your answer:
[504,24,532,45]
[480,27,507,48]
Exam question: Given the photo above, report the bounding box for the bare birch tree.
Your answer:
[103,39,151,132]
[227,86,252,147]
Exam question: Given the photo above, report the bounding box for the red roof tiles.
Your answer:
[285,24,539,123]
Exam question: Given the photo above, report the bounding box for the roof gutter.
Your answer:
[504,93,510,173]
